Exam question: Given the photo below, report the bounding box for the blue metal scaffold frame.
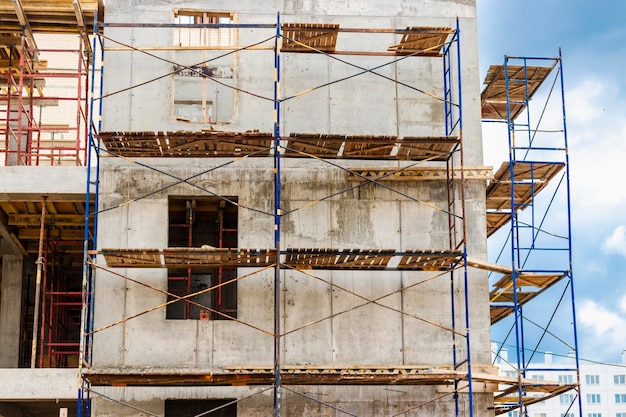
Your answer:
[485,50,581,416]
[77,13,481,417]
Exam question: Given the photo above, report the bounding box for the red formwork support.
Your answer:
[0,35,89,166]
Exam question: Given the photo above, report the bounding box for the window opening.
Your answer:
[165,399,236,417]
[174,11,234,47]
[172,11,235,124]
[167,198,238,320]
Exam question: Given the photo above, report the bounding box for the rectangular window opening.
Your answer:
[165,399,236,417]
[174,11,234,47]
[171,10,235,125]
[166,197,238,320]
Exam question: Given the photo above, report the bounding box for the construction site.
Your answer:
[0,1,580,416]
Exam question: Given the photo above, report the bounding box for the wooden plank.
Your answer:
[163,248,276,268]
[486,212,510,237]
[480,63,556,121]
[347,166,492,181]
[490,305,513,324]
[492,161,564,183]
[0,0,100,34]
[397,250,463,271]
[492,272,564,291]
[465,257,512,274]
[388,27,453,55]
[101,249,162,268]
[283,248,395,270]
[281,23,339,53]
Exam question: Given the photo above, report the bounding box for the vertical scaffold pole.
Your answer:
[454,19,474,417]
[30,197,47,367]
[504,55,525,413]
[79,12,102,416]
[444,24,459,417]
[273,12,282,417]
[558,49,582,417]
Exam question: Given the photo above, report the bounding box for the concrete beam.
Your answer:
[0,369,77,401]
[0,167,88,201]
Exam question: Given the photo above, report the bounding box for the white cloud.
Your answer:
[565,77,626,224]
[578,298,626,356]
[602,225,626,257]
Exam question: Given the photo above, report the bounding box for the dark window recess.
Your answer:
[167,198,238,320]
[165,399,236,417]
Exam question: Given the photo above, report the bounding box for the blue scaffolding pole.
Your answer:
[78,11,105,417]
[273,12,283,417]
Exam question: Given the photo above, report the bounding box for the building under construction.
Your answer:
[0,1,581,416]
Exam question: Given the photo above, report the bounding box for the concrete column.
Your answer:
[0,255,24,368]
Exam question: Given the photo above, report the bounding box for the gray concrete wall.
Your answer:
[101,0,484,164]
[91,385,492,416]
[0,167,87,201]
[93,0,489,415]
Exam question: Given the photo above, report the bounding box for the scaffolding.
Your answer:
[481,52,581,416]
[74,13,578,417]
[0,34,90,166]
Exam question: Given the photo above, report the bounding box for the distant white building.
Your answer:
[494,345,626,417]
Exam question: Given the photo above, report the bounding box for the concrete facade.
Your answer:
[89,0,490,416]
[0,0,494,416]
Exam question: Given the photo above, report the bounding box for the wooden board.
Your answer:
[491,161,564,183]
[284,248,395,270]
[397,250,463,271]
[101,248,162,268]
[486,161,564,213]
[0,0,102,33]
[481,64,554,120]
[281,23,339,53]
[99,130,459,161]
[347,167,493,182]
[163,248,277,268]
[491,272,564,291]
[387,27,453,56]
[486,212,511,237]
[98,247,463,271]
[99,130,274,157]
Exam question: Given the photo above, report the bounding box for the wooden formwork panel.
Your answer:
[388,27,454,56]
[281,23,339,53]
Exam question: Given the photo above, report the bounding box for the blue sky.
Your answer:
[478,0,626,364]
